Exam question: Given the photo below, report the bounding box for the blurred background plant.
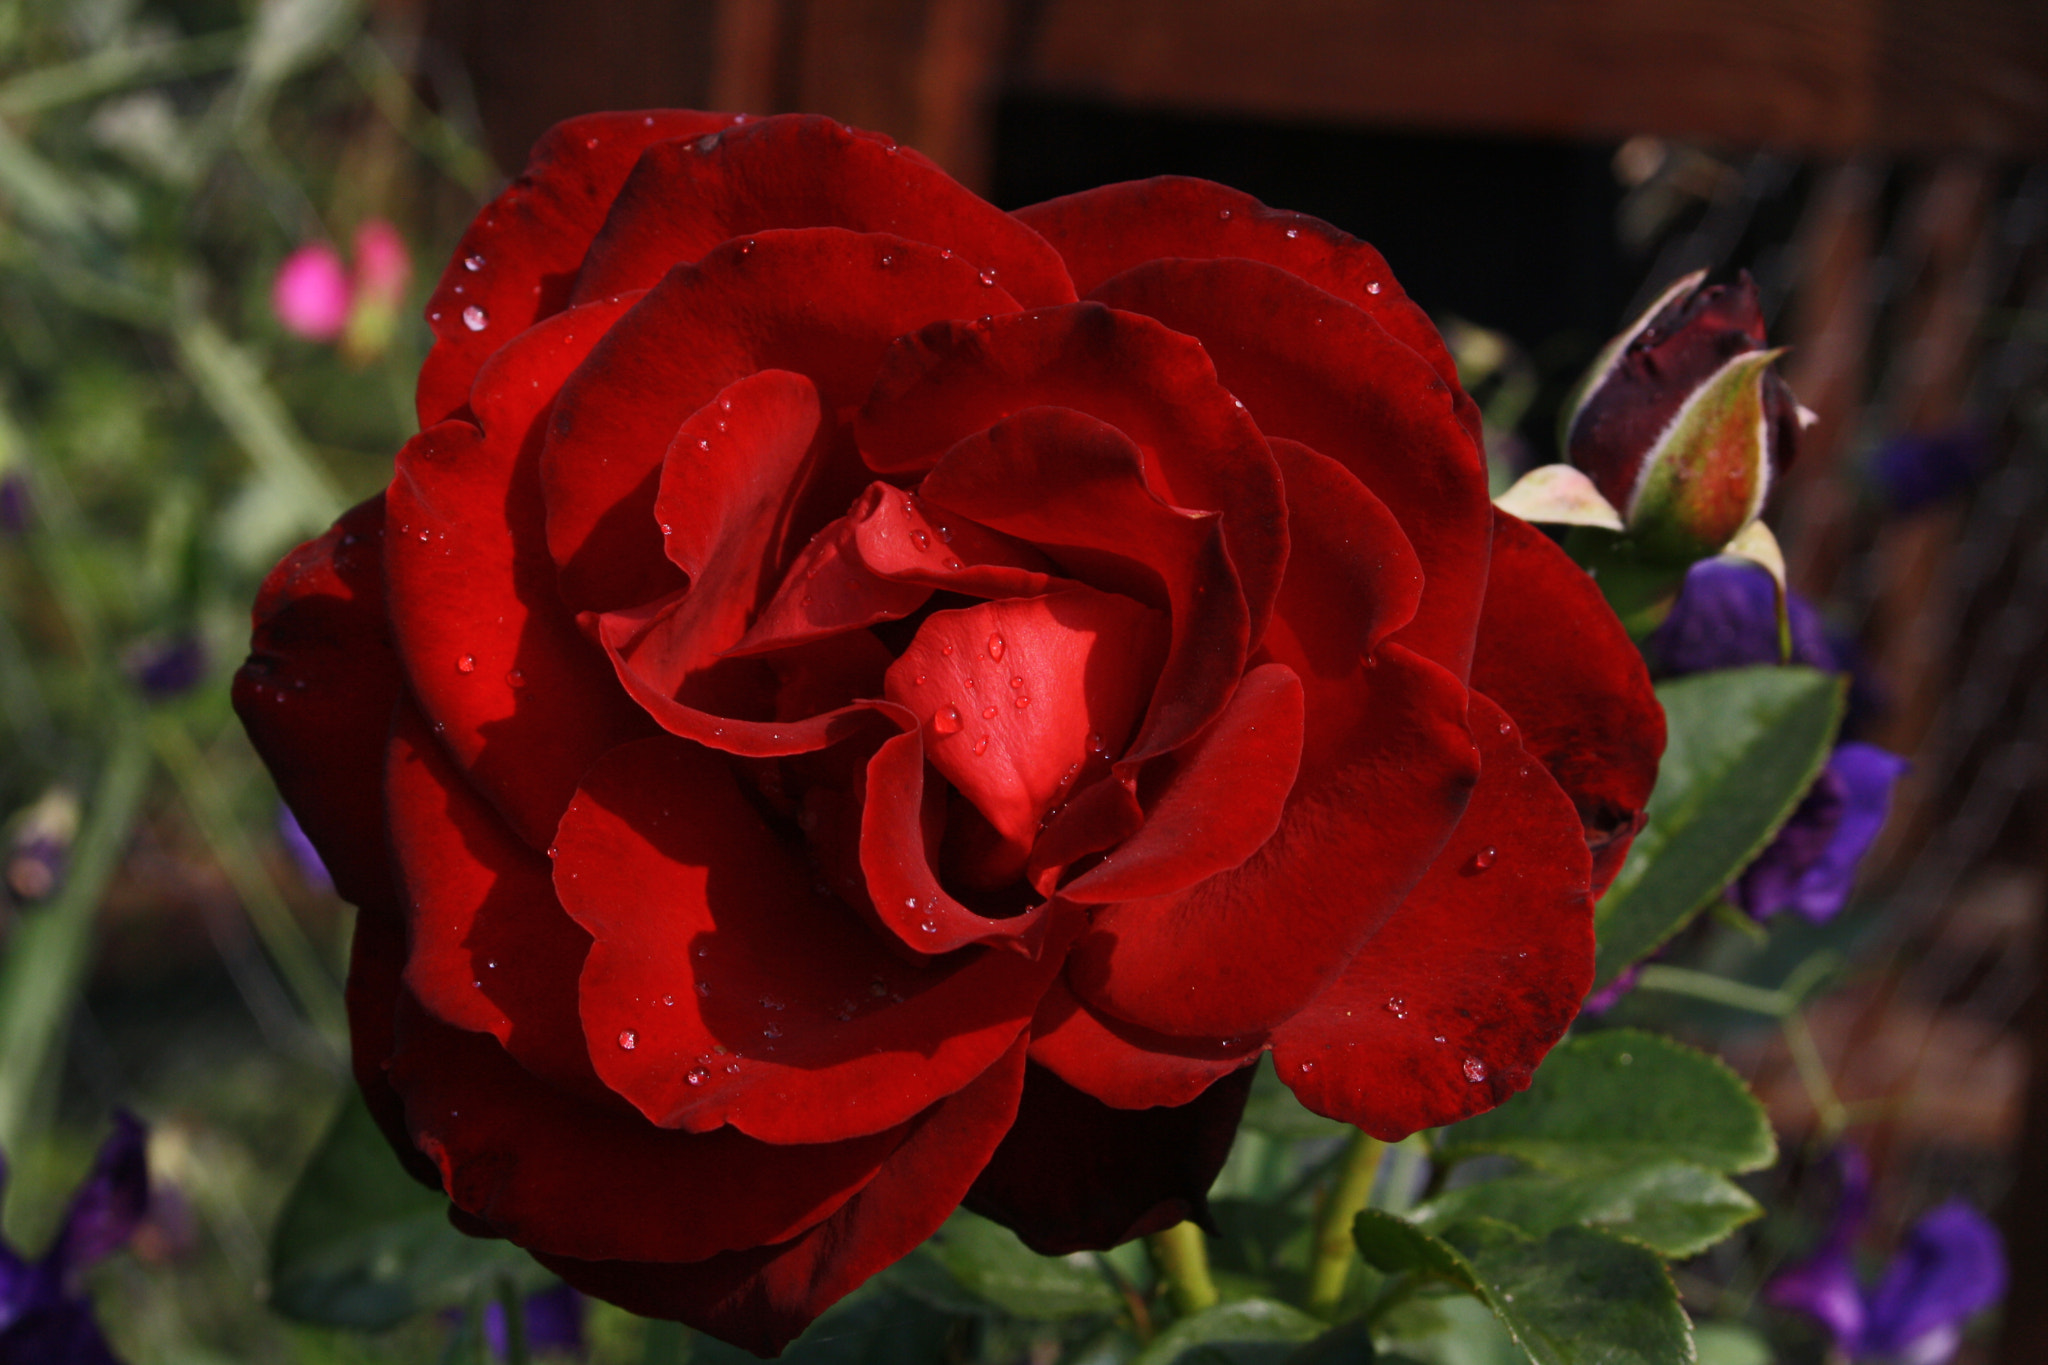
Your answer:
[2,0,2044,1362]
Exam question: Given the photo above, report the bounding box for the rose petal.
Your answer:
[1470,510,1664,894]
[1027,977,1265,1110]
[1059,663,1303,905]
[389,994,905,1265]
[570,114,1074,309]
[1091,259,1488,680]
[720,487,936,660]
[388,298,658,849]
[551,735,1071,1143]
[918,404,1250,763]
[1270,693,1594,1139]
[419,110,739,426]
[535,1033,1028,1358]
[857,303,1287,650]
[544,229,1022,615]
[1067,644,1475,1039]
[883,588,1167,884]
[965,1059,1255,1255]
[386,699,602,1099]
[1013,176,1481,447]
[232,497,438,1184]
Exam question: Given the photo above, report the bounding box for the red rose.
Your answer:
[235,111,1663,1355]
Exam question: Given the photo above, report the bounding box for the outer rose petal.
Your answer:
[1469,511,1664,894]
[1028,977,1265,1110]
[386,699,601,1100]
[1091,259,1488,681]
[1013,175,1481,447]
[543,229,1022,615]
[389,994,907,1265]
[419,109,738,425]
[232,496,435,1185]
[857,304,1287,650]
[536,1033,1030,1358]
[1270,693,1594,1139]
[388,297,657,849]
[552,735,1072,1143]
[570,114,1074,309]
[966,1060,1256,1255]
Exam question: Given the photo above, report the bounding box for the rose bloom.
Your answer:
[236,111,1663,1354]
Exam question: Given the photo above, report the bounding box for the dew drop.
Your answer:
[662,994,674,1006]
[547,844,559,858]
[1433,1034,1447,1044]
[585,136,600,149]
[919,919,938,934]
[763,1024,782,1039]
[910,528,930,550]
[904,896,919,909]
[1008,675,1024,689]
[685,1068,708,1086]
[1463,1057,1487,1083]
[1367,281,1383,295]
[696,981,711,997]
[963,677,976,690]
[697,438,711,452]
[933,705,963,735]
[695,132,719,153]
[1285,227,1300,239]
[1298,1060,1315,1074]
[1087,731,1107,756]
[1218,208,1233,220]
[1385,997,1408,1019]
[938,524,953,542]
[1518,765,1531,778]
[879,252,895,268]
[977,267,998,286]
[463,253,485,272]
[661,522,673,536]
[940,248,954,260]
[940,643,954,657]
[725,1062,741,1073]
[913,673,926,686]
[506,669,526,688]
[1014,695,1030,709]
[981,705,998,719]
[1472,846,1497,871]
[456,654,475,674]
[986,633,1005,661]
[617,1030,638,1051]
[461,304,488,331]
[739,238,755,255]
[971,736,989,756]
[1497,718,1512,735]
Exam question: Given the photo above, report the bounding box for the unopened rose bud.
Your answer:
[1563,270,1804,563]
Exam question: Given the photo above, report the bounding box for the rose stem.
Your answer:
[1306,1129,1387,1318]
[1145,1220,1220,1317]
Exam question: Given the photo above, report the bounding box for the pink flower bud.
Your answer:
[271,243,350,341]
[1564,271,1803,562]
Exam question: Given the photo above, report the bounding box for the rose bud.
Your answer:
[271,241,350,342]
[1563,270,1805,562]
[235,111,1665,1355]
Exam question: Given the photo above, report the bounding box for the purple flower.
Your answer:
[0,1112,149,1365]
[1767,1148,2005,1363]
[447,1283,586,1360]
[1732,743,1906,924]
[121,632,207,700]
[1580,964,1643,1016]
[1646,558,1837,677]
[277,805,332,893]
[1870,425,1992,515]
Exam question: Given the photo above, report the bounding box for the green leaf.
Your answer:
[915,1209,1122,1321]
[1692,1323,1771,1365]
[1435,1030,1774,1176]
[268,1090,547,1329]
[1281,1315,1377,1364]
[1132,1298,1328,1365]
[1594,666,1843,985]
[1355,1213,1694,1365]
[1415,1162,1759,1259]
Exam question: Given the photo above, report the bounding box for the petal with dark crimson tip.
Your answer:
[551,735,1072,1143]
[388,994,908,1265]
[231,495,438,1185]
[1469,511,1664,896]
[387,297,657,850]
[534,1033,1029,1358]
[1012,176,1480,447]
[569,114,1074,309]
[386,700,603,1101]
[1065,642,1474,1041]
[1270,693,1594,1140]
[418,109,739,427]
[917,404,1250,764]
[966,1059,1255,1255]
[1091,260,1487,681]
[543,230,1022,615]
[1027,977,1265,1111]
[857,304,1286,649]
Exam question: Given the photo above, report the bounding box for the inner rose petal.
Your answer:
[883,589,1166,887]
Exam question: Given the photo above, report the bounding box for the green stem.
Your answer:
[1146,1220,1219,1317]
[1633,964,1793,1017]
[0,718,151,1155]
[1306,1130,1386,1318]
[1783,1011,1849,1140]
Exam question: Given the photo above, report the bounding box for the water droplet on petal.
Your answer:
[662,994,674,1006]
[1433,1034,1446,1044]
[463,254,485,271]
[763,1024,781,1039]
[661,522,673,535]
[904,896,919,909]
[919,919,938,933]
[725,1062,741,1073]
[617,1030,638,1051]
[879,252,895,267]
[1463,1057,1487,1083]
[1367,281,1382,294]
[1472,846,1497,871]
[1285,227,1299,239]
[971,736,989,756]
[696,981,711,996]
[1218,208,1232,220]
[933,705,963,735]
[1497,718,1512,735]
[913,673,926,686]
[1385,997,1408,1019]
[986,633,1005,661]
[1298,1060,1315,1074]
[695,132,720,152]
[739,239,755,255]
[1014,695,1030,709]
[977,267,998,286]
[1009,675,1024,689]
[910,528,930,550]
[461,304,488,331]
[981,706,998,720]
[940,643,954,657]
[506,669,526,688]
[456,654,475,674]
[547,844,559,858]
[685,1068,708,1085]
